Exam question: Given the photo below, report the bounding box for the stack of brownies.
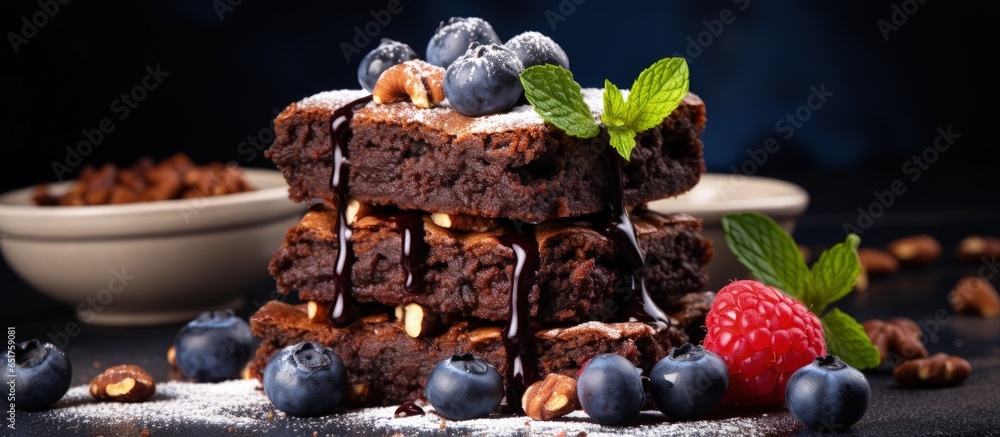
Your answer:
[249,87,714,407]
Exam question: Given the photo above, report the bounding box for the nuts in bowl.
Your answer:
[0,157,304,326]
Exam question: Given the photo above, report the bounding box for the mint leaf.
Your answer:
[520,58,689,161]
[601,79,628,129]
[519,65,600,139]
[808,234,861,314]
[821,308,881,370]
[625,58,689,132]
[607,126,636,160]
[721,213,810,300]
[601,80,637,160]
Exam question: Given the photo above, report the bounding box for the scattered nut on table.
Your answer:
[886,235,941,268]
[522,373,579,421]
[862,318,928,365]
[859,248,899,276]
[956,235,1000,263]
[893,353,972,387]
[948,277,1000,317]
[90,364,156,402]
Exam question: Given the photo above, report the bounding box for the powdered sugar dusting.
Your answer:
[31,379,796,435]
[356,88,607,137]
[292,88,700,138]
[294,89,369,112]
[358,407,791,437]
[47,380,269,429]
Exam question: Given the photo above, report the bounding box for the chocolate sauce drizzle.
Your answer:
[321,96,665,416]
[601,147,671,327]
[498,225,541,413]
[392,212,428,294]
[393,401,425,418]
[327,95,373,328]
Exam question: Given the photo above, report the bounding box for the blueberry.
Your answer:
[649,343,728,420]
[357,38,418,92]
[263,342,347,417]
[425,353,503,420]
[174,309,255,382]
[577,354,645,425]
[11,340,72,410]
[786,355,871,432]
[443,44,524,117]
[504,31,570,70]
[426,17,501,68]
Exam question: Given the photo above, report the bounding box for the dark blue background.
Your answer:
[2,1,995,190]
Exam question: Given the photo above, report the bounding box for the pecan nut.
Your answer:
[858,248,899,276]
[521,373,579,421]
[90,364,156,402]
[372,60,446,109]
[956,235,1000,263]
[886,235,941,267]
[948,277,1000,318]
[892,353,972,387]
[862,318,928,365]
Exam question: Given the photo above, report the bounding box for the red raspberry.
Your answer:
[703,280,826,406]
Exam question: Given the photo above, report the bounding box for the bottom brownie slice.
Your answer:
[249,301,695,407]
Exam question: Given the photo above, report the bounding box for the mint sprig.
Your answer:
[518,65,600,139]
[519,58,689,161]
[722,213,881,370]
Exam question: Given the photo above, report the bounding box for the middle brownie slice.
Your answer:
[270,208,713,324]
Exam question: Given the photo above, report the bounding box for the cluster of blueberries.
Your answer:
[13,310,869,431]
[357,17,570,117]
[262,339,869,431]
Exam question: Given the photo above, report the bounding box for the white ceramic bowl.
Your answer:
[646,173,809,291]
[0,169,304,326]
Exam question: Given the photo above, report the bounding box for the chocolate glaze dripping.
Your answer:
[393,401,425,418]
[327,95,374,328]
[498,224,541,413]
[391,212,428,294]
[601,147,671,327]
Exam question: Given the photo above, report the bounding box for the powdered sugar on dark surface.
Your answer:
[18,379,801,436]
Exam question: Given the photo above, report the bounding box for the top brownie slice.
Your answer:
[267,89,706,222]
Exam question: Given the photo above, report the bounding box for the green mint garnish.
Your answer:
[520,57,690,160]
[518,64,600,139]
[722,212,881,370]
[619,57,690,134]
[721,212,811,300]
